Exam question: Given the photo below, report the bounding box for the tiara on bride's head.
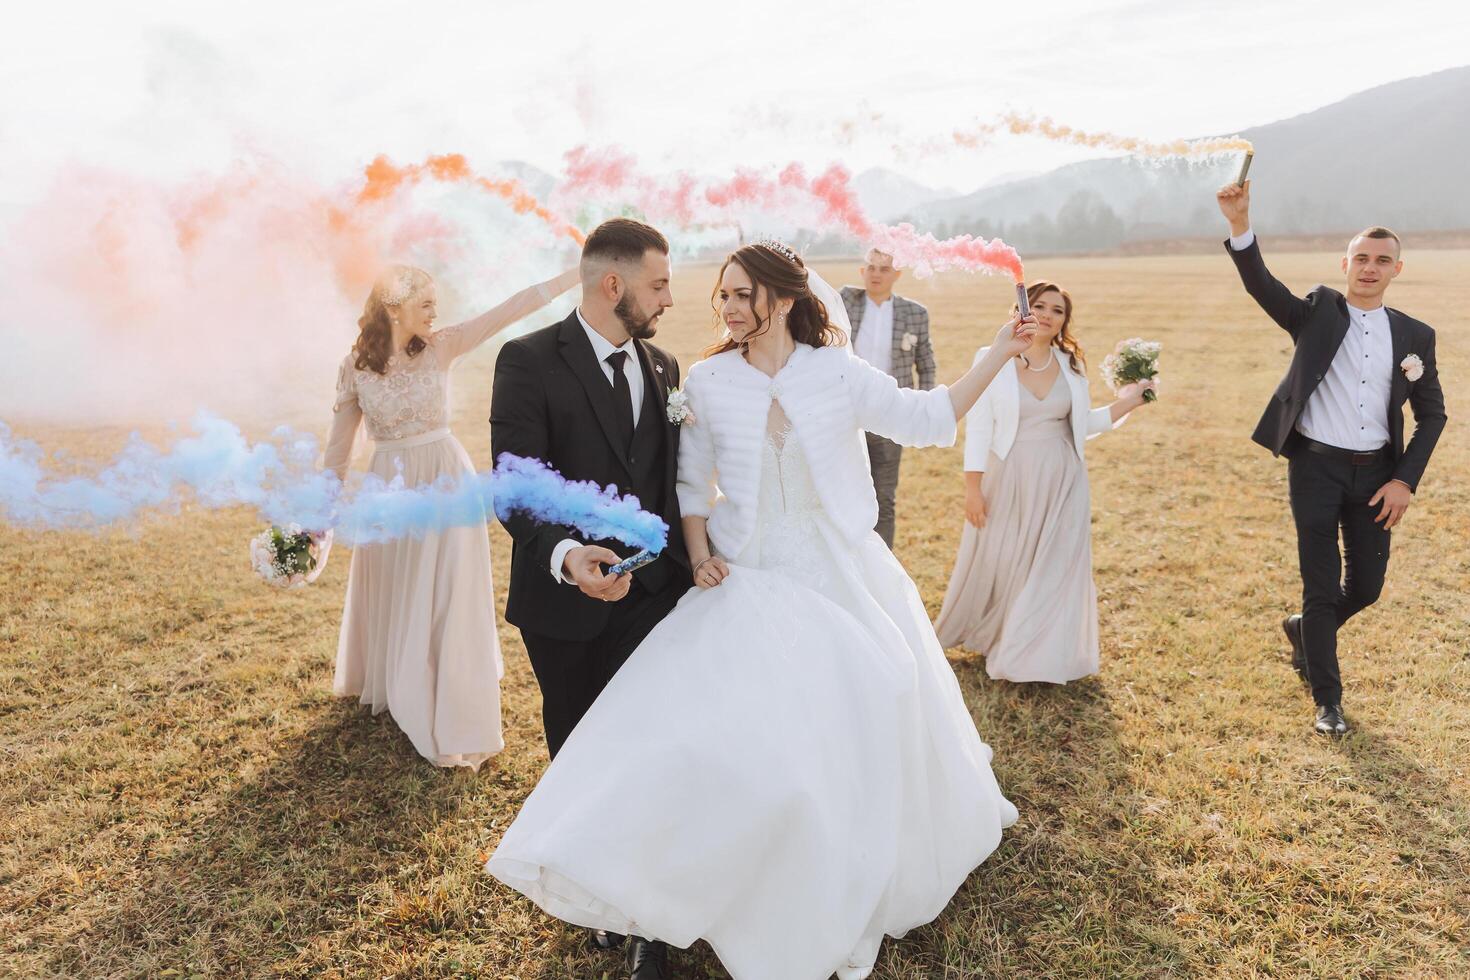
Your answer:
[378,267,418,306]
[752,238,800,264]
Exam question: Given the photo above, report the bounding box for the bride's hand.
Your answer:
[993,314,1038,358]
[693,555,730,589]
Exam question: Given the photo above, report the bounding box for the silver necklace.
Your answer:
[1019,348,1055,373]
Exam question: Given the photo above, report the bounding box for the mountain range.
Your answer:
[494,66,1469,254]
[894,65,1470,251]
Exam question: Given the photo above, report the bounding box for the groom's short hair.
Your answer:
[582,218,669,266]
[1350,225,1401,258]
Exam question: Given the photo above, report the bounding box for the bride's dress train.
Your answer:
[487,408,1017,979]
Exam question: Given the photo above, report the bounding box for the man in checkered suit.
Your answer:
[841,247,937,548]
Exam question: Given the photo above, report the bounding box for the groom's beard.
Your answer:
[615,294,660,340]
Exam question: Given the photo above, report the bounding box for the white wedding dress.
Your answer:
[487,400,1018,979]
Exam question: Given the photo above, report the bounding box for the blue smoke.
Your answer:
[0,414,667,553]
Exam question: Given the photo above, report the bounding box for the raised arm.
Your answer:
[947,315,1038,419]
[436,267,580,362]
[1217,180,1310,337]
[323,357,362,481]
[847,315,1035,448]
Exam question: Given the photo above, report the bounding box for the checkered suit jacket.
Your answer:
[839,286,936,390]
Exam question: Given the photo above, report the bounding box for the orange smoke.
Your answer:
[954,112,1253,158]
[359,154,585,245]
[2,153,578,424]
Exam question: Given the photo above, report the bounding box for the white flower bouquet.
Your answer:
[250,524,332,589]
[1100,338,1161,402]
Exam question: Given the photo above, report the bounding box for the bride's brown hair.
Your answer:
[705,243,847,357]
[353,265,433,375]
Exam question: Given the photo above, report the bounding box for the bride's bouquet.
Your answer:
[250,524,333,589]
[1100,338,1161,402]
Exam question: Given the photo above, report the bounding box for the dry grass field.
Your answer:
[2,249,1467,978]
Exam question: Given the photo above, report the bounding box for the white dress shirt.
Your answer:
[854,296,894,376]
[550,310,645,583]
[576,307,643,426]
[1229,229,1393,451]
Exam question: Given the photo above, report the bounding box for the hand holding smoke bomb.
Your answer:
[607,549,660,576]
[1015,281,1031,319]
[1235,149,1254,187]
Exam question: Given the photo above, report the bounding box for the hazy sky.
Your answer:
[3,0,1469,200]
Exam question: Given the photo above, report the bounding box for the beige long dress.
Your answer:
[322,274,572,769]
[934,370,1099,684]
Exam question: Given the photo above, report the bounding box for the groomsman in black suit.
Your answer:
[1217,179,1447,736]
[491,217,690,975]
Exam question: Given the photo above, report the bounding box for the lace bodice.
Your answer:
[337,335,455,442]
[321,269,579,479]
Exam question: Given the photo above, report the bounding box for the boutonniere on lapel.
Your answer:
[1400,354,1424,382]
[665,387,695,425]
[901,332,918,352]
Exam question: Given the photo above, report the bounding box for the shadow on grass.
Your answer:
[47,702,477,977]
[43,671,1193,978]
[1339,729,1470,894]
[878,664,1188,979]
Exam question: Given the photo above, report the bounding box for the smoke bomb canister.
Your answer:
[1236,150,1254,187]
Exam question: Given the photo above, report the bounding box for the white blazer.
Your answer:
[963,348,1119,471]
[677,344,956,559]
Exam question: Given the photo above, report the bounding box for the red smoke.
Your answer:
[558,145,1023,280]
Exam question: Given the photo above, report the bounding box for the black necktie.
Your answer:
[606,350,635,452]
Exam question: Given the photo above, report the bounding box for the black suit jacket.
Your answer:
[1226,238,1446,491]
[491,311,689,640]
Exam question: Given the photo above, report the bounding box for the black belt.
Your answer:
[1299,436,1390,466]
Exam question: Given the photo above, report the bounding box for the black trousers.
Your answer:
[1287,450,1394,706]
[520,579,683,759]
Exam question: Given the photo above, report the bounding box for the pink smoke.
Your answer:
[556,145,1023,281]
[1,155,578,425]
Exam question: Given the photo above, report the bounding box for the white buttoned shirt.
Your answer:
[1229,229,1393,451]
[854,296,894,376]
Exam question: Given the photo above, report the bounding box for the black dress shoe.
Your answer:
[587,928,626,953]
[626,935,670,980]
[1314,703,1348,736]
[1282,614,1307,680]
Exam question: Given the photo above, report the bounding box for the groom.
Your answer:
[491,217,689,973]
[1217,179,1446,736]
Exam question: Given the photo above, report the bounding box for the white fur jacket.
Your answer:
[962,347,1119,471]
[676,344,955,559]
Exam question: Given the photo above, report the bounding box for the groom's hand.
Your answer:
[1216,180,1251,236]
[564,546,632,602]
[1369,480,1413,529]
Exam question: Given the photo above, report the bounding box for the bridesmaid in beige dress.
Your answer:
[322,264,578,768]
[935,281,1156,684]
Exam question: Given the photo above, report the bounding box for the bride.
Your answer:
[487,241,1031,980]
